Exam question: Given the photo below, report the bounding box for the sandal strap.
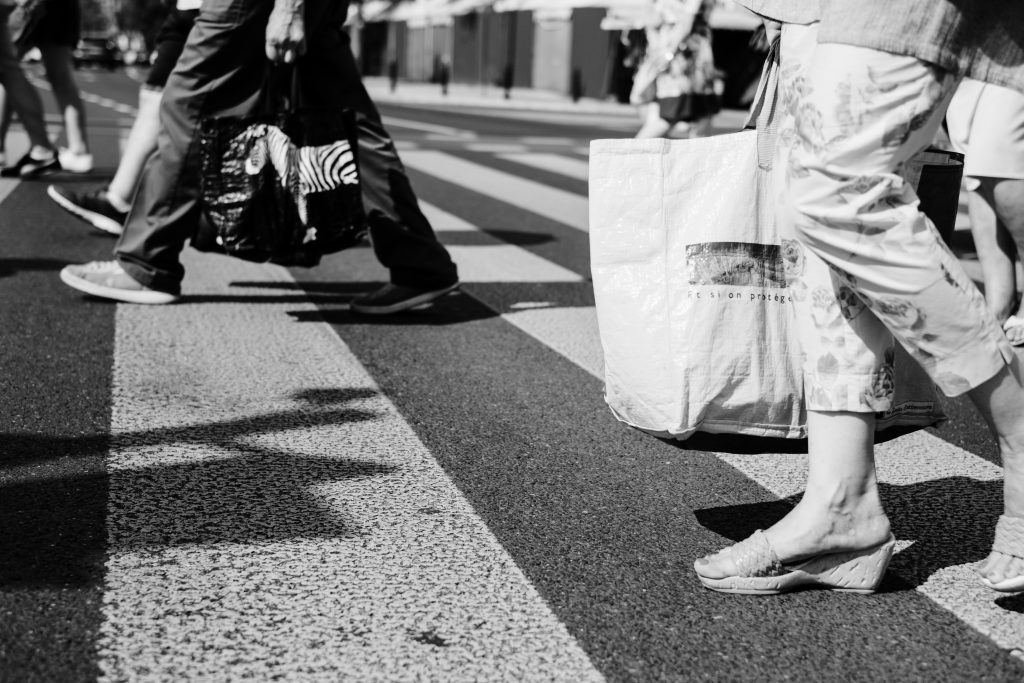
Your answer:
[725,530,784,577]
[992,515,1024,560]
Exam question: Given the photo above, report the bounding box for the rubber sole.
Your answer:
[60,268,180,305]
[981,576,1024,593]
[697,573,878,595]
[350,283,460,315]
[48,185,124,235]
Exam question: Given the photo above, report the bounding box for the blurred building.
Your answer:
[348,0,762,106]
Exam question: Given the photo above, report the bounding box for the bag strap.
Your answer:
[257,64,303,115]
[743,35,781,170]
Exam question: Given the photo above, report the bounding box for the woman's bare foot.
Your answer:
[1002,314,1024,346]
[976,550,1024,588]
[695,491,892,580]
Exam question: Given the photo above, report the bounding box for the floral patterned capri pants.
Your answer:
[775,23,1015,412]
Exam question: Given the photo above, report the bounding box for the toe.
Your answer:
[693,549,736,580]
[978,552,1021,585]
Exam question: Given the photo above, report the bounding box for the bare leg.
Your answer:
[0,82,5,160]
[38,43,88,154]
[107,87,162,206]
[635,102,670,139]
[667,116,711,139]
[967,360,1024,583]
[993,178,1024,334]
[968,181,1018,326]
[0,20,53,156]
[695,411,891,578]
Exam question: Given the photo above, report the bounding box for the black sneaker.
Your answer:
[47,184,127,235]
[0,151,60,178]
[349,282,460,315]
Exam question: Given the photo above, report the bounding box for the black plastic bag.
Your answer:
[196,105,367,267]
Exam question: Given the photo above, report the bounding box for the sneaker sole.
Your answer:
[20,162,61,179]
[48,185,124,235]
[349,283,460,315]
[60,268,180,305]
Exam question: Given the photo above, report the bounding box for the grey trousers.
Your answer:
[115,0,457,295]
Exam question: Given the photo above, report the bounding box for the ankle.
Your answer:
[29,145,55,160]
[105,190,131,213]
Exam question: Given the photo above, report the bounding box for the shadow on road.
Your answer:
[0,258,68,279]
[0,387,394,588]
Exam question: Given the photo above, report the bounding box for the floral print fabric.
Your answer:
[774,23,1014,410]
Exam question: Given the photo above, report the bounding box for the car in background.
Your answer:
[72,36,121,70]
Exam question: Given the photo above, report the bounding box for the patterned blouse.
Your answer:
[737,0,1024,93]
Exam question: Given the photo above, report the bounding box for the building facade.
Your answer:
[352,0,762,106]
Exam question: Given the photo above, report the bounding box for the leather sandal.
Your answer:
[980,515,1024,592]
[694,530,897,595]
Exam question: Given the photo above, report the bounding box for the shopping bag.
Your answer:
[589,48,946,453]
[903,147,965,245]
[195,72,366,267]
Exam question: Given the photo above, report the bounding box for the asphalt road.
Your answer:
[0,66,1022,682]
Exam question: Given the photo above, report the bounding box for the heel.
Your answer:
[792,535,896,593]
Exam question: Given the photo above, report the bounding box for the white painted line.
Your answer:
[447,245,582,283]
[383,116,476,139]
[464,143,529,154]
[520,137,578,146]
[100,250,604,681]
[500,153,589,181]
[401,150,590,232]
[420,201,478,231]
[30,74,140,117]
[0,130,28,206]
[502,307,604,379]
[0,178,18,206]
[419,201,582,281]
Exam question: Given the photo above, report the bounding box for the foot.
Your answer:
[977,552,1024,591]
[1004,315,1024,347]
[60,260,180,304]
[0,150,60,178]
[695,496,892,580]
[693,529,896,594]
[57,148,94,174]
[349,282,459,315]
[977,516,1024,592]
[48,184,127,235]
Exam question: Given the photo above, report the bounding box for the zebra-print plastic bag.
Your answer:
[196,107,366,266]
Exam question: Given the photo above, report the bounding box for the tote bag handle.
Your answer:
[743,35,781,170]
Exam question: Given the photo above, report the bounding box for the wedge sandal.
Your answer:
[694,530,896,595]
[980,515,1024,592]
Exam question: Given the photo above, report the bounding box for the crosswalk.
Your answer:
[3,98,1024,680]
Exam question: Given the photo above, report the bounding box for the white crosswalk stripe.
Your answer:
[498,153,590,181]
[401,150,590,231]
[101,252,604,681]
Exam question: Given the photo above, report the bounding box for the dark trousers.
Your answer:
[115,0,457,295]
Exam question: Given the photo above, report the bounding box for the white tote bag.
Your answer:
[590,131,804,442]
[589,50,945,449]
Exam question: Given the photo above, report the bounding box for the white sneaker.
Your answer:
[57,148,94,174]
[60,260,180,304]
